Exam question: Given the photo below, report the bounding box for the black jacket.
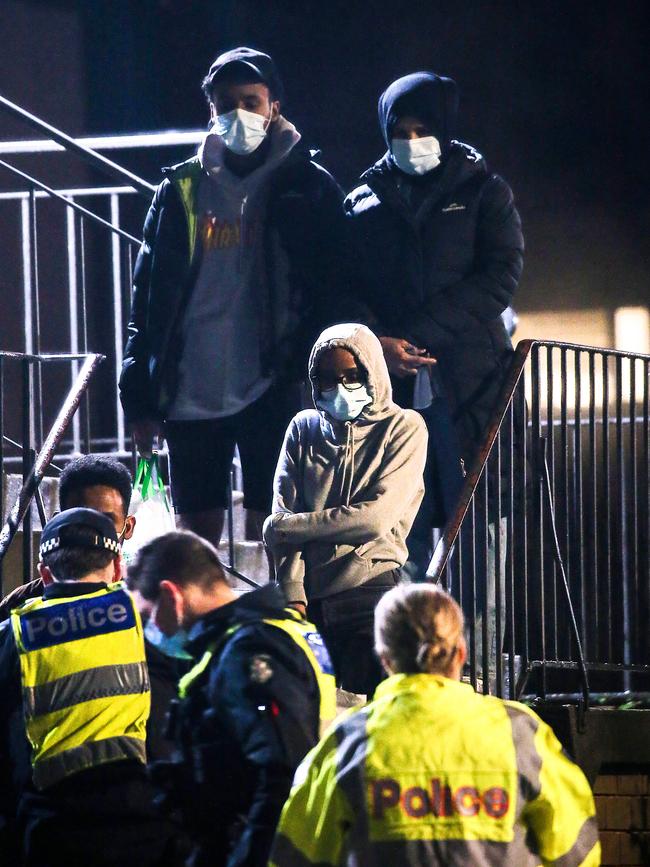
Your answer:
[120,145,348,422]
[0,582,178,867]
[163,583,322,867]
[345,142,524,462]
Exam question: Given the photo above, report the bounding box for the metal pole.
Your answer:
[28,187,43,449]
[111,195,126,454]
[78,218,91,453]
[66,206,81,454]
[21,358,34,583]
[0,354,104,564]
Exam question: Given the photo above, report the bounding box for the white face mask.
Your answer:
[212,107,271,155]
[391,135,442,175]
[316,383,372,422]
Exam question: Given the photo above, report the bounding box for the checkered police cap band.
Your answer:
[39,535,121,557]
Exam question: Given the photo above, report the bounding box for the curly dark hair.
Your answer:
[59,455,132,516]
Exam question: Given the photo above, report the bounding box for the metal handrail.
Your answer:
[0,160,140,245]
[0,352,104,579]
[0,129,204,155]
[429,339,649,578]
[0,93,155,197]
[429,338,650,704]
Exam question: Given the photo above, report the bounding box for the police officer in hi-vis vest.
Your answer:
[126,530,336,867]
[271,584,600,867]
[0,508,179,867]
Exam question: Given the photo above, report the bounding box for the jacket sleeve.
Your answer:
[213,627,321,867]
[119,180,180,422]
[399,175,524,352]
[269,729,354,867]
[263,419,307,605]
[264,414,427,547]
[515,708,600,866]
[280,165,373,375]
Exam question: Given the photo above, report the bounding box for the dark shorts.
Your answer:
[165,383,299,515]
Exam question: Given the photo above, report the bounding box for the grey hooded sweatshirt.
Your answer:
[263,323,427,605]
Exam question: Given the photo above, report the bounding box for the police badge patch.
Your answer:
[249,654,274,684]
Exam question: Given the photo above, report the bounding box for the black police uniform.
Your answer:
[158,583,323,867]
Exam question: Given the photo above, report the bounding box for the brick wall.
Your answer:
[595,774,650,866]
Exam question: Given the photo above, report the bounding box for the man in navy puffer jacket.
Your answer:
[345,71,524,583]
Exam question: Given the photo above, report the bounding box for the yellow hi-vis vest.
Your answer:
[11,582,150,791]
[179,609,337,734]
[271,674,601,867]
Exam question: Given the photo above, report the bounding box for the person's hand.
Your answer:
[132,419,162,457]
[379,337,437,379]
[288,601,307,617]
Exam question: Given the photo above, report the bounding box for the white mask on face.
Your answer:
[316,383,372,422]
[212,107,271,155]
[391,135,442,175]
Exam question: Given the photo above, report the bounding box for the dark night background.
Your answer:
[1,0,649,321]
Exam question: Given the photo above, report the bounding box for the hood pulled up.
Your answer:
[378,71,459,157]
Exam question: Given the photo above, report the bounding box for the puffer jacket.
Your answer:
[345,141,524,463]
[120,143,348,422]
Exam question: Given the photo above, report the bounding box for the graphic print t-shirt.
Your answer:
[167,172,273,420]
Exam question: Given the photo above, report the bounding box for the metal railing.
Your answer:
[430,340,650,707]
[0,98,201,459]
[0,351,104,592]
[0,94,155,197]
[0,97,257,582]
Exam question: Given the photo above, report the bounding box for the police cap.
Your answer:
[39,508,120,558]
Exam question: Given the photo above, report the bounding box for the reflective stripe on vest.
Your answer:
[179,611,337,732]
[271,675,600,866]
[11,583,150,790]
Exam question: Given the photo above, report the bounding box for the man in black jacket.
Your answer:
[127,531,335,867]
[345,72,524,580]
[120,47,347,552]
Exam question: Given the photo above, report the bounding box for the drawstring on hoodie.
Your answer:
[338,422,356,507]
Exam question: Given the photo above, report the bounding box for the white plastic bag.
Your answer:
[121,455,176,565]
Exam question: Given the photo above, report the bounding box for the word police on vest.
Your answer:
[20,590,136,651]
[371,777,510,821]
[38,507,121,558]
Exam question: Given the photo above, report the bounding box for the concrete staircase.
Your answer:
[1,473,269,595]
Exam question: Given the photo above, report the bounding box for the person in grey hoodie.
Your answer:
[263,323,427,696]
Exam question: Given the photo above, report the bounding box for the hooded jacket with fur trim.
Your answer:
[263,323,427,604]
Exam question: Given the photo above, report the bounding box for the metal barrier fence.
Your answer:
[0,106,261,584]
[0,112,202,460]
[0,351,104,592]
[430,340,650,706]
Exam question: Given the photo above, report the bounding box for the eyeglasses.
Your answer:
[312,369,367,392]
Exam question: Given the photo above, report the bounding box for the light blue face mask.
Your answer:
[144,618,193,660]
[316,383,372,422]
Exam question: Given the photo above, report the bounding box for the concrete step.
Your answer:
[218,540,271,590]
[1,474,267,595]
